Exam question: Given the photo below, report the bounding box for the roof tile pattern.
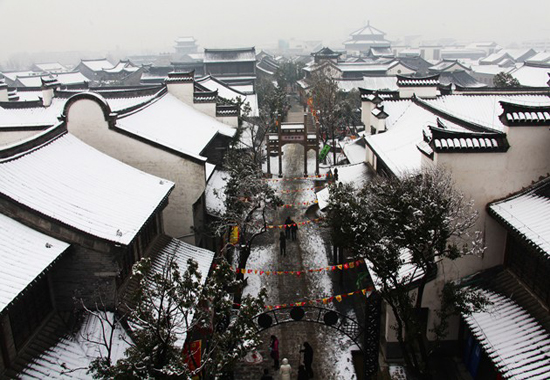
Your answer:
[463,289,550,379]
[0,213,69,313]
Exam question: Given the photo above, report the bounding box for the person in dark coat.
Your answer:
[297,365,308,380]
[284,217,292,239]
[261,368,274,380]
[269,335,280,370]
[290,219,298,241]
[279,231,286,256]
[299,342,313,378]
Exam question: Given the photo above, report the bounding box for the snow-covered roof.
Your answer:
[18,312,131,379]
[153,237,214,286]
[0,213,70,313]
[1,71,38,82]
[365,101,430,175]
[341,136,367,164]
[196,76,259,117]
[80,59,114,72]
[205,169,228,216]
[425,95,550,132]
[34,62,67,72]
[526,52,550,64]
[463,288,550,379]
[337,63,389,73]
[116,92,235,161]
[15,72,89,87]
[350,24,386,37]
[338,76,398,92]
[175,36,196,43]
[510,64,550,87]
[366,250,426,291]
[317,163,372,210]
[489,178,550,257]
[0,91,160,129]
[144,237,215,346]
[0,130,174,245]
[0,98,67,128]
[204,48,256,63]
[470,64,513,76]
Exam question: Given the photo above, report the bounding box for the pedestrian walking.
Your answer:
[297,365,308,380]
[279,231,286,256]
[269,335,280,370]
[261,368,274,380]
[279,358,291,380]
[290,219,298,241]
[284,217,292,239]
[299,342,313,378]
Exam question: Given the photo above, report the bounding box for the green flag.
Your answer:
[319,144,331,160]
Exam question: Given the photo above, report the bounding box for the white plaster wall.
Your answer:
[166,82,194,107]
[387,64,415,76]
[65,99,206,244]
[193,102,217,118]
[217,115,238,128]
[418,126,550,340]
[0,89,8,101]
[361,101,376,131]
[372,115,386,133]
[399,87,440,99]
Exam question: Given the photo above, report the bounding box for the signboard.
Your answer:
[230,226,239,245]
[281,135,305,142]
[183,340,202,375]
[319,144,331,160]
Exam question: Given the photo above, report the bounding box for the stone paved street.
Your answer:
[233,99,360,380]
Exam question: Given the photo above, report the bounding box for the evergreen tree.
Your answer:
[326,168,486,377]
[88,256,266,379]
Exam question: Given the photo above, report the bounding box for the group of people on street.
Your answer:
[264,336,314,379]
[279,217,299,256]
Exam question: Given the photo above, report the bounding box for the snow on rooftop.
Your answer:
[489,185,550,256]
[470,64,513,76]
[426,95,550,132]
[142,237,215,346]
[15,72,89,87]
[116,92,235,161]
[19,312,131,379]
[338,76,397,92]
[197,76,259,117]
[510,64,550,87]
[0,131,174,245]
[365,101,431,175]
[0,98,66,128]
[463,288,550,380]
[1,71,37,82]
[341,137,366,165]
[317,163,372,210]
[81,59,114,72]
[0,213,70,313]
[366,250,426,291]
[34,62,67,72]
[0,91,162,129]
[205,169,228,216]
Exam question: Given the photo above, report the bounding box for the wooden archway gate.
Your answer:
[266,113,319,178]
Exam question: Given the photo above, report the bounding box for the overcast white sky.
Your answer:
[1,0,549,62]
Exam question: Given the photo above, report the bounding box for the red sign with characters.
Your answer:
[183,340,202,373]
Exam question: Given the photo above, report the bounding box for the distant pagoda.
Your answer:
[344,21,391,55]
